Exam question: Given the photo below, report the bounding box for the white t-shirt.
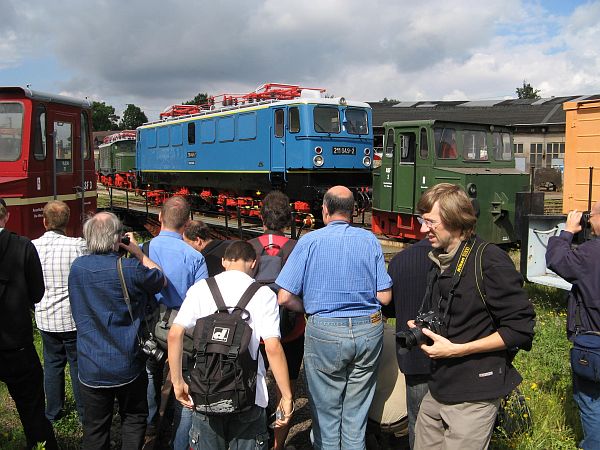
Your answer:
[174,269,280,408]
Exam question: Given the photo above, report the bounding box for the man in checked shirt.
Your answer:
[33,200,87,422]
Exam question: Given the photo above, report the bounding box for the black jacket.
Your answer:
[201,239,232,277]
[546,232,600,338]
[385,239,432,376]
[0,229,45,350]
[426,236,535,403]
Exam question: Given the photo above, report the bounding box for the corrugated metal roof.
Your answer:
[370,95,597,127]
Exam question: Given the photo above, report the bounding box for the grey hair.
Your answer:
[83,212,122,254]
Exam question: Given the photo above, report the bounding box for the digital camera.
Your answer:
[396,310,444,352]
[141,337,165,363]
[580,211,591,229]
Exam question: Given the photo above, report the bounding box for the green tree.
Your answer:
[184,93,209,105]
[516,81,541,99]
[91,101,119,131]
[119,104,148,130]
[380,97,401,105]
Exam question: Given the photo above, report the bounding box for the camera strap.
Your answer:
[117,257,145,347]
[438,237,476,325]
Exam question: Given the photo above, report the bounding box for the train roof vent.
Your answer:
[300,89,323,99]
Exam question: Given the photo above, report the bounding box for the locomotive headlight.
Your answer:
[364,148,371,156]
[314,146,323,155]
[467,183,477,198]
[313,155,325,167]
[362,156,371,167]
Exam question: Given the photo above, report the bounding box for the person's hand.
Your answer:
[173,381,194,409]
[119,232,143,258]
[407,320,416,329]
[419,327,464,359]
[274,397,294,427]
[565,210,583,234]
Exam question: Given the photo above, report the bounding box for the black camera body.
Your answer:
[580,211,591,229]
[396,310,444,353]
[141,337,165,363]
[121,235,131,245]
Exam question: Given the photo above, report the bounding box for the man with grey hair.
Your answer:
[69,212,165,449]
[0,198,58,449]
[33,200,87,422]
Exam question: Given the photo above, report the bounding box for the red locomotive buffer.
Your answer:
[0,87,96,239]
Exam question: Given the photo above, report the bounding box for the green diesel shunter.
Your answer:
[372,120,529,244]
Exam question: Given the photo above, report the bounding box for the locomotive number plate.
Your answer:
[332,146,356,155]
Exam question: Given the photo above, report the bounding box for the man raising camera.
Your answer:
[68,212,166,449]
[546,201,600,450]
[410,184,535,450]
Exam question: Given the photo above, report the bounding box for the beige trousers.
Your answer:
[414,391,500,450]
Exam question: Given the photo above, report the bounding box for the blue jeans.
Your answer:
[189,405,269,450]
[40,330,83,422]
[405,374,429,450]
[573,372,600,450]
[304,313,384,450]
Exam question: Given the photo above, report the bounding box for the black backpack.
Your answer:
[189,277,261,415]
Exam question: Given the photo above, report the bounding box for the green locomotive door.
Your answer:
[376,128,396,211]
[393,129,417,214]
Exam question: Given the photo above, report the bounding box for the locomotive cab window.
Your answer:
[385,129,395,158]
[0,102,24,161]
[419,128,429,159]
[492,131,512,161]
[463,130,488,161]
[314,106,340,133]
[434,127,457,159]
[399,133,415,163]
[274,109,285,138]
[34,105,47,160]
[289,107,300,133]
[54,121,73,173]
[344,108,368,135]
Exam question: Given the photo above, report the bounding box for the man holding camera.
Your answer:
[546,201,600,450]
[68,212,165,449]
[411,184,535,450]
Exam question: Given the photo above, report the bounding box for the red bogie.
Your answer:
[371,210,425,241]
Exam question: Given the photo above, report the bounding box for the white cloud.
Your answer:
[2,0,600,119]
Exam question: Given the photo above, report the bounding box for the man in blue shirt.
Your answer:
[145,196,208,449]
[277,185,392,450]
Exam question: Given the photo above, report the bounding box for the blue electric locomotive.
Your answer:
[136,84,373,218]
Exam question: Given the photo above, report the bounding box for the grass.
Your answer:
[0,284,583,449]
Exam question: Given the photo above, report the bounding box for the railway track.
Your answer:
[96,185,404,260]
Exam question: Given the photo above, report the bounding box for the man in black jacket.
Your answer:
[385,239,432,449]
[411,184,535,450]
[546,201,600,450]
[0,198,58,449]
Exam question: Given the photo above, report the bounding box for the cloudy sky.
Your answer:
[1,0,599,120]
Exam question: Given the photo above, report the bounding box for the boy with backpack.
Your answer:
[248,190,304,450]
[167,241,293,450]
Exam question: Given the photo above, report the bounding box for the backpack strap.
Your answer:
[142,240,151,257]
[236,282,262,311]
[474,241,497,330]
[206,277,228,313]
[278,238,296,263]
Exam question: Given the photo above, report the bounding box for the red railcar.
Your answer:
[0,87,96,239]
